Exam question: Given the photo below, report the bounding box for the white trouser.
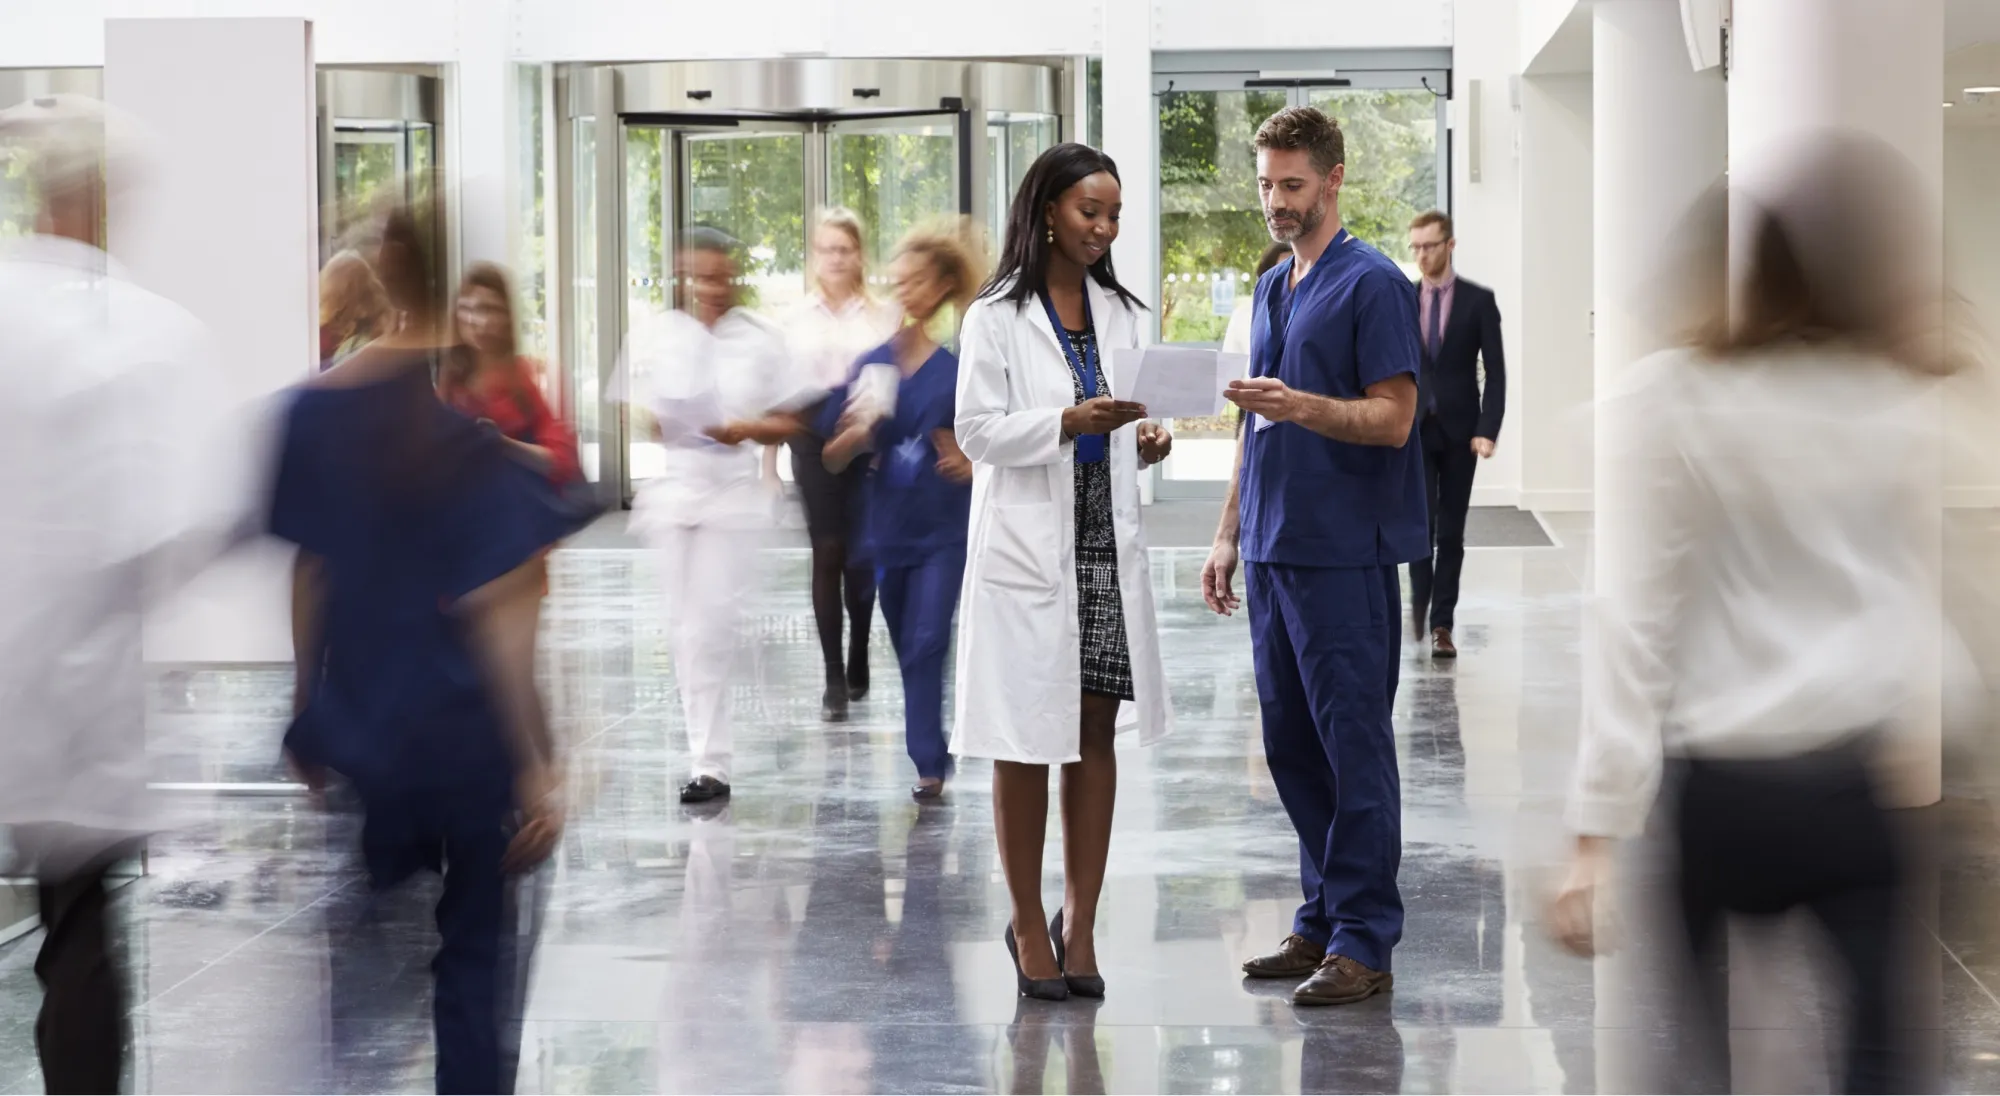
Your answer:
[657,524,759,781]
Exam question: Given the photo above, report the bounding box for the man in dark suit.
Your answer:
[1406,210,1505,658]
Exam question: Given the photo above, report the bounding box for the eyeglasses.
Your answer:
[1409,241,1451,254]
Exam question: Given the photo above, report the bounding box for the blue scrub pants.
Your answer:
[362,792,529,1094]
[1245,562,1404,972]
[876,546,965,780]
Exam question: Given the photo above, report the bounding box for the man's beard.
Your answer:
[1266,191,1327,244]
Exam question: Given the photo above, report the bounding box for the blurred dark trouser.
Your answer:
[34,855,125,1094]
[1671,737,1906,1094]
[361,795,530,1095]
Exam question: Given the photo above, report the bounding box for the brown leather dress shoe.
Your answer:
[1293,954,1394,1006]
[1241,933,1326,979]
[1431,626,1457,658]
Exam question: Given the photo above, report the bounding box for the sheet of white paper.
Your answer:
[847,363,901,426]
[652,389,724,448]
[1112,347,1230,419]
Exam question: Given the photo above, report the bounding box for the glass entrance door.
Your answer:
[612,112,974,503]
[624,121,810,489]
[1151,62,1449,497]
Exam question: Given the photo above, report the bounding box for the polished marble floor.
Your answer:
[3,513,2000,1093]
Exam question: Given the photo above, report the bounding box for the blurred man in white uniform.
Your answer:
[0,96,234,1092]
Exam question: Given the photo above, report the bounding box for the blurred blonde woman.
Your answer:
[782,208,901,722]
[820,220,983,797]
[319,249,388,367]
[1552,137,1959,1093]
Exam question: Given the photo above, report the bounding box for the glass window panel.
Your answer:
[827,121,957,267]
[1307,88,1439,273]
[569,116,600,484]
[516,65,549,360]
[685,131,807,315]
[1158,87,1290,351]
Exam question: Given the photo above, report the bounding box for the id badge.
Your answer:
[1252,412,1276,433]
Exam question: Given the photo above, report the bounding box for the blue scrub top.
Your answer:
[1238,231,1429,568]
[816,339,970,569]
[268,357,586,813]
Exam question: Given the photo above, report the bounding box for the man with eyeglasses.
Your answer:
[1406,210,1506,659]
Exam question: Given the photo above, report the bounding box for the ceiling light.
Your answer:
[1945,101,1955,107]
[1966,85,2000,94]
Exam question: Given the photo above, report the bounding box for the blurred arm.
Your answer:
[459,560,556,771]
[1476,292,1506,441]
[291,551,324,713]
[1568,370,1692,839]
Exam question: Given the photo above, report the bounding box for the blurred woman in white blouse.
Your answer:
[1551,137,1967,1094]
[781,208,901,722]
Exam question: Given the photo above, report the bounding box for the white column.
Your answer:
[453,0,514,269]
[1099,0,1156,344]
[1591,0,1726,398]
[1589,6,1726,1092]
[1731,0,1945,815]
[1100,0,1157,502]
[108,17,319,664]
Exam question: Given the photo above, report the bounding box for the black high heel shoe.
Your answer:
[1050,909,1106,998]
[1005,923,1070,1001]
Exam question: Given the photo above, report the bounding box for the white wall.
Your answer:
[108,17,319,664]
[1450,0,1526,507]
[1151,0,1450,50]
[1519,0,1585,69]
[0,0,458,66]
[508,0,1107,60]
[1516,74,1593,511]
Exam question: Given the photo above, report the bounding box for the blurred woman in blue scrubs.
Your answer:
[822,223,982,798]
[273,198,577,1095]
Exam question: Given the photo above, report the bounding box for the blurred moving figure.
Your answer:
[783,208,900,723]
[954,144,1174,1002]
[1220,241,1291,357]
[319,249,389,368]
[439,262,587,606]
[629,227,813,804]
[821,222,981,798]
[1552,138,1956,1094]
[275,198,576,1094]
[440,261,578,485]
[0,94,235,1096]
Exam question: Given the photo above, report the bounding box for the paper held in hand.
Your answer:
[1109,347,1248,419]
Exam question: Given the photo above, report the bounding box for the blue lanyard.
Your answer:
[1039,287,1105,464]
[1260,228,1350,377]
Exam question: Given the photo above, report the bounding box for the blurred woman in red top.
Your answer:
[440,262,578,484]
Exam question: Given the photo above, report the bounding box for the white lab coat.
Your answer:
[0,235,235,869]
[950,278,1171,764]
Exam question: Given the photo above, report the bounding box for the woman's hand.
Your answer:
[1549,835,1616,957]
[504,761,566,873]
[936,448,972,484]
[704,421,751,447]
[1137,421,1173,465]
[1061,397,1148,438]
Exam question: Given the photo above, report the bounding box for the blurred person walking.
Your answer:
[820,222,981,799]
[276,199,577,1095]
[783,209,900,722]
[1204,107,1425,1007]
[1405,209,1505,659]
[1551,143,1954,1093]
[629,228,815,804]
[439,262,588,604]
[0,94,239,1096]
[319,249,389,368]
[953,143,1174,1001]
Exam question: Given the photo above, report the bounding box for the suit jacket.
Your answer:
[1416,275,1506,444]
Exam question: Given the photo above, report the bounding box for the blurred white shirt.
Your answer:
[627,307,814,534]
[0,234,232,856]
[781,291,899,392]
[1570,345,1949,839]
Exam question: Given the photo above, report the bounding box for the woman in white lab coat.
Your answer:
[953,143,1173,1001]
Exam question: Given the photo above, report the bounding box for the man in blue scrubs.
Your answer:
[1203,106,1426,1006]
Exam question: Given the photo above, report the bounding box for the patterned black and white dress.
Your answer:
[1062,325,1135,701]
